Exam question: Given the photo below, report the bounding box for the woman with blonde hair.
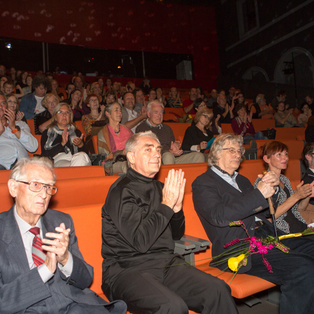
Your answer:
[182,107,215,152]
[89,81,104,104]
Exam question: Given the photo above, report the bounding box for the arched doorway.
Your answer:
[273,47,314,87]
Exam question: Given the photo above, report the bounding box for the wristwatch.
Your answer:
[11,126,21,134]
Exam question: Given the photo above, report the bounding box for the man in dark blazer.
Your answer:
[0,157,126,313]
[192,133,314,314]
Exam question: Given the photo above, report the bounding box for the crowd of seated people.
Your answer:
[1,63,314,173]
[3,64,314,312]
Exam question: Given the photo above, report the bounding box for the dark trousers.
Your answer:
[106,255,238,314]
[247,224,314,314]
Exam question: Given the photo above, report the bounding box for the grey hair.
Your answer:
[146,100,164,113]
[105,101,122,114]
[208,133,245,166]
[125,131,160,166]
[10,157,56,182]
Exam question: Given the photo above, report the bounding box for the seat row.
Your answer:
[0,159,303,312]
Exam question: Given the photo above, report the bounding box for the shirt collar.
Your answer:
[146,119,163,129]
[211,165,240,192]
[213,164,238,179]
[14,205,43,236]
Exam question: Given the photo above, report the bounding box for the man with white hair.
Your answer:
[136,100,205,165]
[193,133,314,314]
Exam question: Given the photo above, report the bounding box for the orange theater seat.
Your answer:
[182,193,276,299]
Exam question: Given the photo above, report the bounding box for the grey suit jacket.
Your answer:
[0,207,125,314]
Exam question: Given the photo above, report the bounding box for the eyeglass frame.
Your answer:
[222,147,244,155]
[15,180,58,195]
[56,110,71,115]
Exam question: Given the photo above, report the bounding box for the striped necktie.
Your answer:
[29,227,46,266]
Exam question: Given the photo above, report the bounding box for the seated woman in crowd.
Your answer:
[41,103,90,167]
[167,87,182,108]
[22,75,33,95]
[156,87,167,107]
[193,97,207,112]
[298,102,312,127]
[0,76,8,93]
[34,93,59,134]
[51,79,64,101]
[97,102,133,174]
[6,93,26,123]
[256,141,314,234]
[81,94,106,153]
[274,101,299,127]
[105,91,117,105]
[231,103,266,144]
[230,91,247,114]
[90,82,105,104]
[148,88,157,102]
[182,107,214,153]
[66,89,88,121]
[103,78,113,92]
[18,71,28,89]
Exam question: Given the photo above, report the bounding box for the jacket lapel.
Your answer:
[3,207,30,272]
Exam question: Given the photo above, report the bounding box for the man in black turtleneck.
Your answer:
[101,131,238,314]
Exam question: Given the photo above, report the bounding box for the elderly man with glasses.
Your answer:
[0,157,126,313]
[192,133,314,314]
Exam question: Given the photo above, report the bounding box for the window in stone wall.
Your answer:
[237,0,259,38]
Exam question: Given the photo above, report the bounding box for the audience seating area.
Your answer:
[0,154,304,313]
[3,89,308,312]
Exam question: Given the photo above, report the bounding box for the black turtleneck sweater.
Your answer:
[101,167,185,270]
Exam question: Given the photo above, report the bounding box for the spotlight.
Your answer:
[5,43,12,50]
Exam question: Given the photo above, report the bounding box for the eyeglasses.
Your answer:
[16,180,57,195]
[222,147,243,155]
[57,110,71,115]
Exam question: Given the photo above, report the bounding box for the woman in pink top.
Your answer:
[97,102,133,174]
